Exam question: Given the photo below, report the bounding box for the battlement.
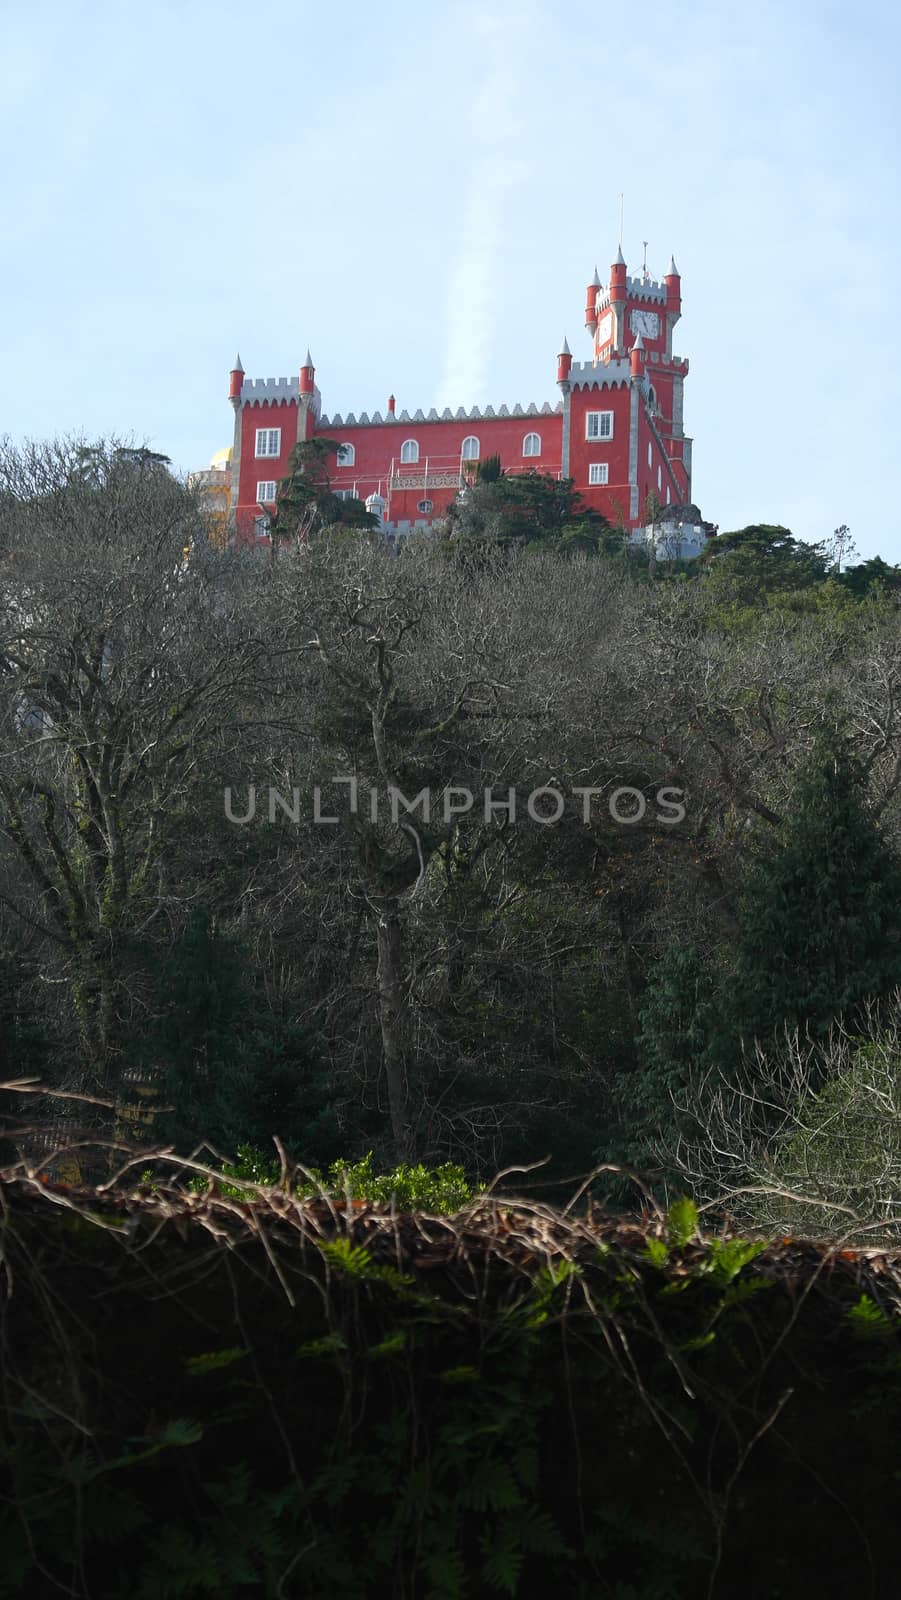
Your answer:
[568,359,632,391]
[240,376,301,406]
[625,275,667,305]
[319,400,562,428]
[594,276,669,313]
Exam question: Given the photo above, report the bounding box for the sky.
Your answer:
[2,0,899,559]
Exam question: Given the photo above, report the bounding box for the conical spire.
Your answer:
[592,267,602,287]
[559,335,571,356]
[302,347,314,368]
[615,245,626,265]
[633,332,645,351]
[667,256,679,276]
[232,353,244,372]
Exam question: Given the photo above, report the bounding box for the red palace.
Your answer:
[226,246,694,545]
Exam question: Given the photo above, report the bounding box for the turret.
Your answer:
[228,353,245,403]
[630,332,646,380]
[610,245,627,305]
[387,394,396,416]
[556,335,572,384]
[665,256,681,315]
[584,267,601,330]
[299,348,315,395]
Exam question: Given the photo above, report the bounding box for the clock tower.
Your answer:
[566,245,691,523]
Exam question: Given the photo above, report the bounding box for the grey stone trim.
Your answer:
[560,384,572,478]
[310,399,564,430]
[228,399,242,533]
[630,484,639,519]
[628,384,640,498]
[625,275,667,304]
[682,439,692,498]
[645,404,683,501]
[672,374,684,438]
[240,377,300,405]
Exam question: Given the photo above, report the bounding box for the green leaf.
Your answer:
[644,1237,669,1268]
[666,1197,699,1247]
[846,1292,893,1339]
[678,1330,716,1353]
[295,1331,348,1359]
[185,1347,248,1376]
[368,1330,407,1360]
[707,1238,767,1283]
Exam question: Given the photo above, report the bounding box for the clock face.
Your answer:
[630,308,660,340]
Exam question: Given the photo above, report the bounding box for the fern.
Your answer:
[665,1196,699,1247]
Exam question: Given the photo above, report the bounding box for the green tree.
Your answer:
[442,466,613,556]
[733,739,901,1043]
[273,438,377,550]
[609,944,728,1183]
[146,908,340,1163]
[698,524,830,608]
[836,555,901,600]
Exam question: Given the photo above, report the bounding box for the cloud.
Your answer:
[436,4,535,407]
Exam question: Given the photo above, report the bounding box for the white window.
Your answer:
[666,487,671,506]
[255,428,281,458]
[522,432,541,457]
[647,442,653,468]
[657,465,662,491]
[586,411,613,440]
[400,439,419,463]
[417,499,433,513]
[588,463,609,485]
[256,480,277,503]
[337,442,355,467]
[334,489,355,501]
[461,435,480,460]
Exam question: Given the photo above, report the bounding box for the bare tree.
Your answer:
[665,996,901,1243]
[0,438,266,1108]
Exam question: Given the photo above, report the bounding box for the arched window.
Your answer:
[657,465,662,491]
[400,439,419,464]
[337,442,355,467]
[461,436,480,460]
[522,432,541,457]
[647,442,653,468]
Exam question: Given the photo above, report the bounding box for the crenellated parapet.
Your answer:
[239,377,301,406]
[567,358,632,391]
[320,400,562,428]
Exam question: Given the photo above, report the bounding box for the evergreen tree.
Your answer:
[733,740,901,1043]
[274,438,377,546]
[609,944,728,1182]
[145,909,343,1165]
[442,466,613,556]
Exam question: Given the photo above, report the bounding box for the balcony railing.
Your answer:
[388,457,563,492]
